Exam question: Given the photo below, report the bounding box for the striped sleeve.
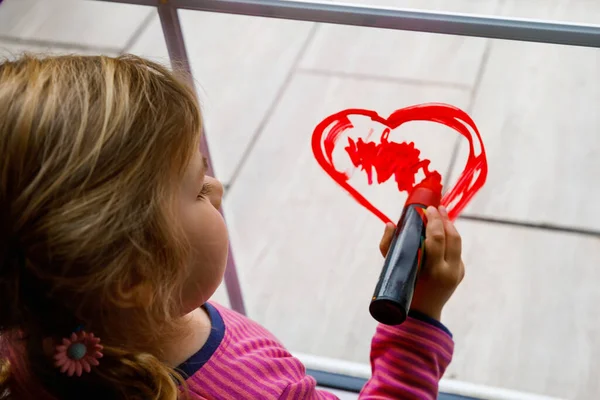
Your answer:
[359,317,454,400]
[279,372,342,399]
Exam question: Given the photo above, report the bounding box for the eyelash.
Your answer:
[197,182,211,200]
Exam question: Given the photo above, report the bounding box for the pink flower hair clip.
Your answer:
[54,330,103,377]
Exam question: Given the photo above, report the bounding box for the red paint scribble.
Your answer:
[345,129,433,193]
[311,104,487,224]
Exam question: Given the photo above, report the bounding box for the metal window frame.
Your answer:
[94,0,600,316]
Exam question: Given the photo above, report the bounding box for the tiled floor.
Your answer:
[1,1,599,399]
[300,1,497,87]
[449,39,600,230]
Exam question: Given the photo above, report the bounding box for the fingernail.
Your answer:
[439,206,448,217]
[426,206,436,216]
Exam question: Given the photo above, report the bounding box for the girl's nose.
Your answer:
[205,176,223,209]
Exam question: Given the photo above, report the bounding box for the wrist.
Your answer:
[410,305,442,321]
[408,309,452,337]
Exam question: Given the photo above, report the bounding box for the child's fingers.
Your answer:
[424,206,445,263]
[379,222,396,257]
[459,260,466,283]
[438,206,462,265]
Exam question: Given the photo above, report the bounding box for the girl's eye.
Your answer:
[197,182,211,200]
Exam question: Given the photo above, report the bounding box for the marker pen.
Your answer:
[369,173,442,326]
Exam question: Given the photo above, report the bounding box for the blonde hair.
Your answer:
[0,54,202,399]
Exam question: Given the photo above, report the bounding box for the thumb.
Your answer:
[379,222,396,257]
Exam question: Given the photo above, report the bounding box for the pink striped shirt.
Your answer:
[178,302,454,399]
[1,302,453,399]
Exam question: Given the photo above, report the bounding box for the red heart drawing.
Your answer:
[311,103,487,224]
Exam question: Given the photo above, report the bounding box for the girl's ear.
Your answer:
[110,279,155,309]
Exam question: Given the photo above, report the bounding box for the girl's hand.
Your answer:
[379,206,465,321]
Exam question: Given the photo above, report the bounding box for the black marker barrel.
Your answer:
[369,175,442,326]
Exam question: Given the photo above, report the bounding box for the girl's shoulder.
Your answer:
[181,303,312,399]
[212,303,283,344]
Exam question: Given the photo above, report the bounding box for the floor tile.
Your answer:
[128,10,314,185]
[0,0,153,50]
[299,0,499,87]
[443,220,600,400]
[224,72,470,362]
[498,0,600,25]
[0,40,115,59]
[448,38,600,230]
[313,0,497,13]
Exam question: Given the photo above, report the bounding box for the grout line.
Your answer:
[0,35,120,55]
[458,214,600,238]
[120,10,157,54]
[443,0,504,186]
[225,23,320,191]
[443,38,493,190]
[297,68,473,91]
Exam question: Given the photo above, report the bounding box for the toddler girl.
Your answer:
[0,54,464,399]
